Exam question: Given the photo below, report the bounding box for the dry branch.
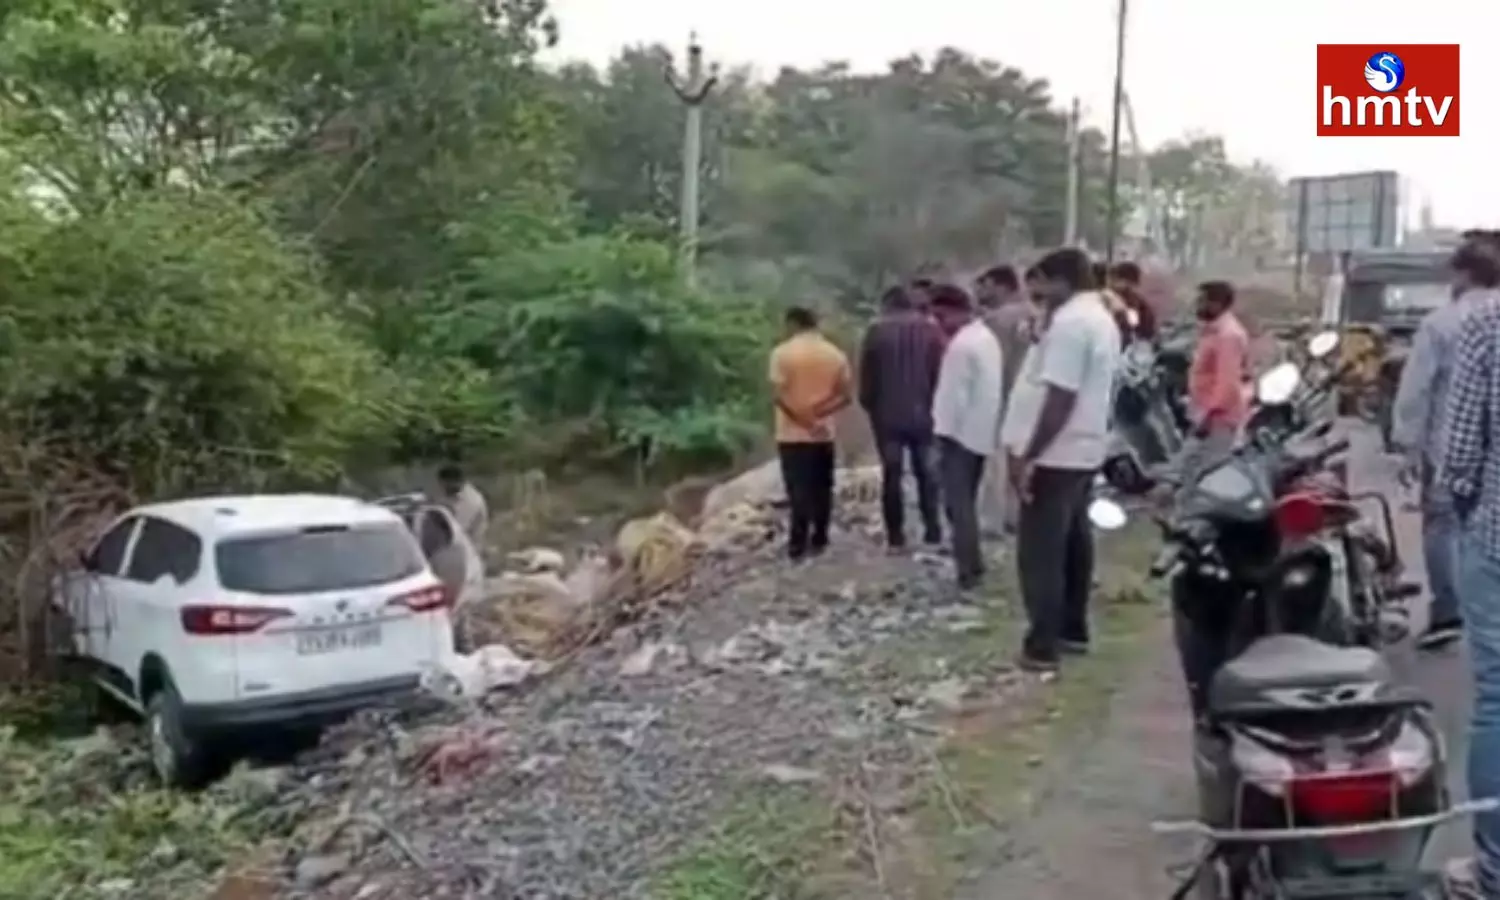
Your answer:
[0,431,133,683]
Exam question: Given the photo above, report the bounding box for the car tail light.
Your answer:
[181,604,292,635]
[1275,492,1327,539]
[388,584,449,613]
[1290,770,1396,823]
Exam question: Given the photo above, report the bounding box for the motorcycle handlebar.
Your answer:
[1304,436,1351,467]
[1148,545,1180,578]
[1276,435,1350,485]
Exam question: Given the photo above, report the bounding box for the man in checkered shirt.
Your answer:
[1436,235,1500,899]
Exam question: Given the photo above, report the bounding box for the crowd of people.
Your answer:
[766,246,1253,676]
[425,231,1500,896]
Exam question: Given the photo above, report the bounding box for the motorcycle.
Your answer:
[1242,333,1417,650]
[1104,315,1190,495]
[1242,332,1343,456]
[1084,355,1485,900]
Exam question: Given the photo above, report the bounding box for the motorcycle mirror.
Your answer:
[1307,330,1339,359]
[1256,362,1301,405]
[1086,497,1129,531]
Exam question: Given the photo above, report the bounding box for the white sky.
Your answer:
[546,0,1495,229]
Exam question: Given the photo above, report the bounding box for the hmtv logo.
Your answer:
[1317,44,1460,136]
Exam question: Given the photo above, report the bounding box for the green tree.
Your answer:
[711,49,1114,299]
[1144,135,1283,268]
[222,0,568,294]
[0,189,389,490]
[0,0,265,211]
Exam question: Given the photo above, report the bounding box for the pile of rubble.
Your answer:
[219,462,1026,899]
[436,462,890,691]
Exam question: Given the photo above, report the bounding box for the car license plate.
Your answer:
[296,625,382,655]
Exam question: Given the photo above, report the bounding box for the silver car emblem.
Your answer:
[335,599,349,613]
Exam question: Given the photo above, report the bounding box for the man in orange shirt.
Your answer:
[1182,280,1249,490]
[769,306,853,560]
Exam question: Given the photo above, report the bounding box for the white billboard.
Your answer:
[1287,170,1401,253]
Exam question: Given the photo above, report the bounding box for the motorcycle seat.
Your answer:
[1208,634,1393,712]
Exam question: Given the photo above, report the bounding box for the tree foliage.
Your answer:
[0,0,1285,684]
[1145,135,1286,268]
[559,48,1125,302]
[0,4,1280,500]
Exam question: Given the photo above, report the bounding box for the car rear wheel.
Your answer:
[145,682,217,789]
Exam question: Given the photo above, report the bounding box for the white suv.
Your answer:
[54,493,481,786]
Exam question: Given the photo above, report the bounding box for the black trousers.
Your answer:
[938,436,986,585]
[1017,465,1095,662]
[874,426,942,547]
[777,441,835,558]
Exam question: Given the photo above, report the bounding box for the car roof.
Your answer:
[132,494,402,538]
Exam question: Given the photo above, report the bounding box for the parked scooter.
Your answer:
[1085,354,1487,899]
[1103,314,1189,495]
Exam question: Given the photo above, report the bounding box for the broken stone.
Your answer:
[758,763,824,784]
[825,580,858,604]
[96,879,135,896]
[699,460,784,520]
[620,641,666,677]
[294,853,352,889]
[508,546,566,573]
[921,677,969,712]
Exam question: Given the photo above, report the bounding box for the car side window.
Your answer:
[124,517,204,585]
[416,507,456,559]
[84,517,139,576]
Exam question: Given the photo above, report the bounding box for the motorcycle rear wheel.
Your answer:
[1184,856,1247,900]
[1191,861,1225,900]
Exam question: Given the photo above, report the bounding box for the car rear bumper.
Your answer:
[180,674,421,732]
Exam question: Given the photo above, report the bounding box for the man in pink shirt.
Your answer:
[1181,281,1249,487]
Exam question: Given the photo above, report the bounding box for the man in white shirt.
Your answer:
[438,463,489,549]
[1001,248,1122,674]
[976,264,1031,537]
[930,283,1005,590]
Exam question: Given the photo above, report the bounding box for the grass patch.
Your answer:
[650,525,1165,899]
[650,786,847,900]
[919,526,1164,876]
[0,690,274,899]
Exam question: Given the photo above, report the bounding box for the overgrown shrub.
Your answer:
[428,232,777,468]
[0,189,391,492]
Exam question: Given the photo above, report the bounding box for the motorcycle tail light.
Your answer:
[1275,492,1326,540]
[1289,770,1396,824]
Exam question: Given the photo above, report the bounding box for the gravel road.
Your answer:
[960,421,1472,898]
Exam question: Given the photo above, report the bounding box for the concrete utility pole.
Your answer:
[665,33,719,287]
[1103,0,1129,264]
[1063,97,1082,246]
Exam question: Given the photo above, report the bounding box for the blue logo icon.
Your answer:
[1364,52,1405,93]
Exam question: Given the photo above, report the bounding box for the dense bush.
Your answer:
[0,0,777,500]
[0,190,391,490]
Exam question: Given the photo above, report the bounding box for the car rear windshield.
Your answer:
[215,523,424,595]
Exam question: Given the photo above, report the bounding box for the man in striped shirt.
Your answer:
[1435,239,1500,900]
[1391,257,1484,649]
[859,285,947,550]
